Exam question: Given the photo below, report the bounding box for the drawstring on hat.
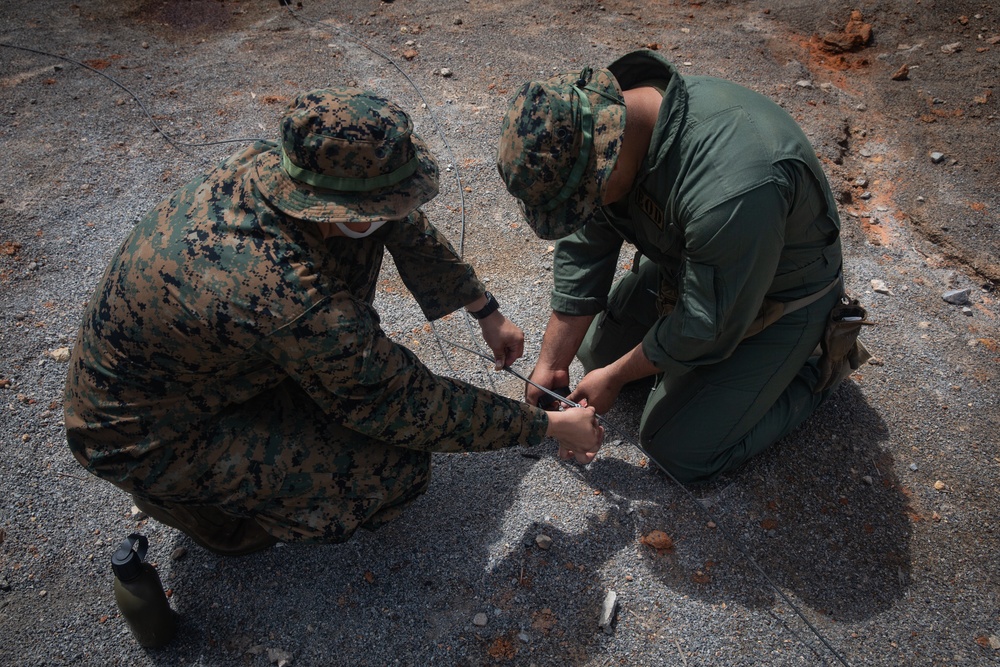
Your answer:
[541,71,595,212]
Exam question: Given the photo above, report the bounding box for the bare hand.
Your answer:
[568,366,623,415]
[545,402,604,464]
[478,312,525,370]
[526,366,571,408]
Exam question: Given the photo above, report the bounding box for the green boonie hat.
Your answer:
[496,67,625,240]
[253,87,439,223]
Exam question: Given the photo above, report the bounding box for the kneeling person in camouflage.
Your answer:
[64,88,603,556]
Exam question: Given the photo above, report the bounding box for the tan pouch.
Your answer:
[813,295,874,393]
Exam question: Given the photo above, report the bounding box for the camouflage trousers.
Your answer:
[117,379,431,544]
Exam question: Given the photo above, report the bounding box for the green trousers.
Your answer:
[578,258,843,484]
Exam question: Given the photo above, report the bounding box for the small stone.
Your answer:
[266,648,293,666]
[859,191,872,200]
[989,635,1000,650]
[0,578,10,592]
[472,612,488,627]
[930,152,945,164]
[517,631,530,643]
[795,79,814,88]
[859,148,873,157]
[891,63,909,81]
[598,590,618,634]
[940,42,963,54]
[942,288,970,305]
[535,534,553,550]
[909,463,918,471]
[854,177,868,187]
[440,68,453,78]
[401,49,418,60]
[871,279,891,294]
[131,505,147,520]
[141,41,149,49]
[934,480,946,491]
[39,590,48,597]
[453,17,463,25]
[170,547,188,561]
[862,476,873,485]
[48,347,71,363]
[962,307,973,316]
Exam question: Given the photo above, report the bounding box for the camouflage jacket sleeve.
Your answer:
[383,211,486,320]
[262,291,549,453]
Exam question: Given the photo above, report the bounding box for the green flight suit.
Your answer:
[553,51,845,482]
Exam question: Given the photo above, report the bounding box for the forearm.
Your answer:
[606,342,661,384]
[538,311,595,370]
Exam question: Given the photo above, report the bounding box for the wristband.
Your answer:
[468,291,500,320]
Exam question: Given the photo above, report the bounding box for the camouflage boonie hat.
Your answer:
[496,67,625,240]
[254,87,439,223]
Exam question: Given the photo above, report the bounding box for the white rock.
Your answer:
[871,279,891,294]
[598,590,618,634]
[472,612,488,627]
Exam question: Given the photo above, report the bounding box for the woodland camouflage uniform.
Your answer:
[65,89,547,550]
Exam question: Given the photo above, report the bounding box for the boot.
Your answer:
[133,496,277,557]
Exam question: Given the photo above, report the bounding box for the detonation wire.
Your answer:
[0,43,267,159]
[443,337,851,667]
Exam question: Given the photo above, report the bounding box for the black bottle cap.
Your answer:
[111,534,149,582]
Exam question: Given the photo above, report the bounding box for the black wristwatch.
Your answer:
[468,291,500,320]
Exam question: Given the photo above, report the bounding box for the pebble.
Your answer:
[962,307,973,316]
[854,177,868,187]
[940,42,963,54]
[535,533,553,550]
[862,475,873,486]
[871,279,891,294]
[860,191,872,200]
[934,481,946,491]
[517,631,530,643]
[440,68,453,78]
[942,288,970,305]
[930,152,945,164]
[130,505,147,520]
[266,647,293,666]
[170,547,188,561]
[859,148,873,157]
[795,79,814,88]
[909,463,919,471]
[990,636,1000,650]
[598,590,618,634]
[48,347,71,363]
[472,612,488,627]
[0,578,10,592]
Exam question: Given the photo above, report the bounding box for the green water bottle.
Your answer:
[111,533,176,647]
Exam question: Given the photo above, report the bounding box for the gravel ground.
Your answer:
[1,1,999,665]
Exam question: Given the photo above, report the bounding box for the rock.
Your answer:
[795,79,814,88]
[401,49,418,60]
[871,279,891,294]
[909,463,918,471]
[862,475,873,485]
[942,288,970,305]
[940,42,963,54]
[934,481,946,491]
[517,631,530,643]
[170,547,188,561]
[962,307,973,316]
[472,612,488,627]
[130,505,147,520]
[266,648,293,666]
[821,10,872,53]
[854,177,868,187]
[535,534,553,550]
[891,63,909,81]
[990,635,1000,650]
[48,347,71,362]
[453,17,463,25]
[598,590,618,634]
[440,68,453,78]
[930,152,946,163]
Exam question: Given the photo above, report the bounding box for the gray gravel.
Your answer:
[2,1,999,666]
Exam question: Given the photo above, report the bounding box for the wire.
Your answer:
[444,337,852,667]
[0,42,267,159]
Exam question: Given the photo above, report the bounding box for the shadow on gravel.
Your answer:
[134,383,902,666]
